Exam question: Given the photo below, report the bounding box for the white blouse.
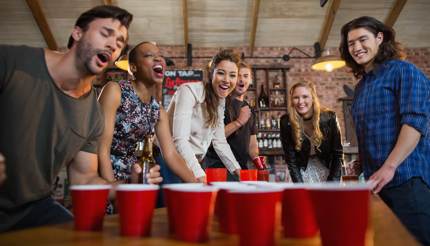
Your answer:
[167,82,241,178]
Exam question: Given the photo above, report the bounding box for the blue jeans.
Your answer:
[379,177,430,245]
[3,196,73,232]
[155,154,182,208]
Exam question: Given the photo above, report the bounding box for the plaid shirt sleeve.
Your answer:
[398,62,430,136]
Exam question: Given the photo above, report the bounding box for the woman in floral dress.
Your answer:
[98,42,196,185]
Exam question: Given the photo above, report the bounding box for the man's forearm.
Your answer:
[225,120,241,137]
[383,124,421,170]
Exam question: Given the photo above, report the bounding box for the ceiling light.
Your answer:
[114,54,129,71]
[311,50,345,72]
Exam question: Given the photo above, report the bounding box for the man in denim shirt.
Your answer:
[339,16,430,245]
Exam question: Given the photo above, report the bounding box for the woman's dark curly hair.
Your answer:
[339,16,406,78]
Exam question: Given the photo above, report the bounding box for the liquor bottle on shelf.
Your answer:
[271,115,278,129]
[258,84,269,109]
[258,138,264,148]
[274,91,279,106]
[273,74,281,89]
[259,114,265,129]
[265,113,272,129]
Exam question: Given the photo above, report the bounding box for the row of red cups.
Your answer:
[209,181,371,246]
[70,184,158,236]
[70,181,371,246]
[206,168,269,182]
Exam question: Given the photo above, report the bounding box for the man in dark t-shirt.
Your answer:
[204,62,259,172]
[0,6,162,232]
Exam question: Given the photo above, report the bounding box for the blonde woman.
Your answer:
[280,81,343,182]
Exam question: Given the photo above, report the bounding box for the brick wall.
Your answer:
[158,45,430,141]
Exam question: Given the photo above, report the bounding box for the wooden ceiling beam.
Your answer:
[182,0,189,47]
[318,0,341,50]
[385,0,407,27]
[25,0,58,50]
[102,0,114,5]
[249,0,261,57]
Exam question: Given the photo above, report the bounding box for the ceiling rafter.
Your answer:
[318,0,341,50]
[249,0,261,57]
[25,0,58,50]
[385,0,407,27]
[182,0,189,47]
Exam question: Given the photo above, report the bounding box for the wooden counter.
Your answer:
[0,196,418,245]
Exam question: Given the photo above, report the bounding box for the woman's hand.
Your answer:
[196,176,207,183]
[130,163,163,184]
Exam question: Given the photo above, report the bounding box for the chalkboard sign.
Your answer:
[162,69,203,108]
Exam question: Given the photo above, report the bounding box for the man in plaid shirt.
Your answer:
[339,16,430,245]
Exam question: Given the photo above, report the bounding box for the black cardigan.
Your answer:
[280,111,343,182]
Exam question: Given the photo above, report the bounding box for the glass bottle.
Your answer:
[258,84,269,108]
[135,135,156,184]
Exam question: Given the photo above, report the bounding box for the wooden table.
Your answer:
[0,196,418,246]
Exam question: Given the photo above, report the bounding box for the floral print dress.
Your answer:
[110,79,160,181]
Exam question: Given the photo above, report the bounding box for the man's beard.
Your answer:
[75,39,103,76]
[233,88,246,97]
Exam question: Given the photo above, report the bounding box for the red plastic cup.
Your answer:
[210,182,252,234]
[70,184,111,231]
[116,184,159,237]
[165,184,216,242]
[259,156,268,169]
[205,168,227,183]
[231,187,282,246]
[257,169,270,181]
[308,182,371,246]
[252,157,264,169]
[163,183,205,234]
[255,183,318,238]
[239,169,257,181]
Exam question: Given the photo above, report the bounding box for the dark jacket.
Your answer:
[280,111,343,182]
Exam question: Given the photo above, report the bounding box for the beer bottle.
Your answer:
[258,84,269,108]
[135,135,156,184]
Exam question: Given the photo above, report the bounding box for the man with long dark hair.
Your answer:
[0,5,161,232]
[339,16,430,244]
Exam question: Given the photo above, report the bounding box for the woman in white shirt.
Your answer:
[167,49,242,182]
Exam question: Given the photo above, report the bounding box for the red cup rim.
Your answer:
[210,181,248,188]
[205,167,227,171]
[240,181,269,185]
[229,186,282,194]
[250,182,309,189]
[240,169,258,173]
[306,182,371,191]
[167,186,218,192]
[116,184,159,191]
[163,183,205,190]
[70,184,112,190]
[211,183,256,192]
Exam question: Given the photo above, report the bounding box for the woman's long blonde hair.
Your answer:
[287,81,324,151]
[204,49,241,127]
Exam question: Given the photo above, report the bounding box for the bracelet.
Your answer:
[235,120,242,127]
